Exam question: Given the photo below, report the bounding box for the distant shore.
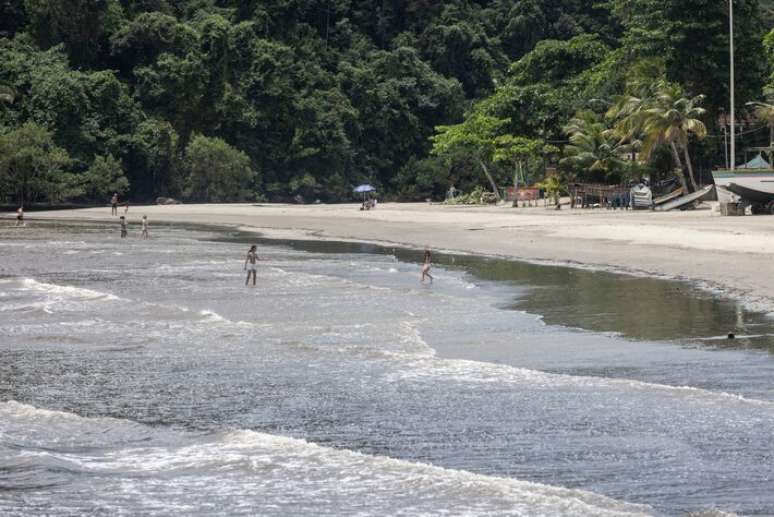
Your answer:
[12,202,774,313]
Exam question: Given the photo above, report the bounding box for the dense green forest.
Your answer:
[1,0,773,204]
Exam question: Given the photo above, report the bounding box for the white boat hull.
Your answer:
[712,170,774,196]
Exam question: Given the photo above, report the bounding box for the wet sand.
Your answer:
[14,202,774,312]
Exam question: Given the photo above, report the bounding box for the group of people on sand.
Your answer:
[111,193,148,239]
[360,197,377,211]
[242,245,433,287]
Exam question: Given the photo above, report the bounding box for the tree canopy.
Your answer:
[0,0,772,203]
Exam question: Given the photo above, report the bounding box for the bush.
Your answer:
[83,154,129,201]
[0,122,73,204]
[184,134,257,202]
[394,156,450,201]
[445,185,487,205]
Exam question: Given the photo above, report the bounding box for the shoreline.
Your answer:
[10,202,774,314]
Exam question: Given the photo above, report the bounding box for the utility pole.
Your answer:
[729,0,736,169]
[325,0,331,49]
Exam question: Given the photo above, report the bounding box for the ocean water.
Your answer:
[1,222,774,516]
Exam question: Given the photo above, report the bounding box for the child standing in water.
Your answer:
[421,249,433,284]
[120,216,127,238]
[244,245,258,286]
[140,215,149,239]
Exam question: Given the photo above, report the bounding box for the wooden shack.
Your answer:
[571,183,630,209]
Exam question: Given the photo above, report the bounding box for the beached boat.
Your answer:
[654,185,715,212]
[653,188,684,206]
[711,168,774,212]
[630,183,653,209]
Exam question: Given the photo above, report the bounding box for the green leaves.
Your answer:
[0,0,765,203]
[611,0,765,113]
[493,135,544,164]
[84,154,129,198]
[431,113,511,199]
[561,111,630,183]
[605,79,707,190]
[24,0,124,67]
[0,122,72,203]
[184,134,256,202]
[509,34,609,87]
[431,114,509,162]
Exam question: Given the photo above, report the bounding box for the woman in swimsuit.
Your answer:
[15,206,23,227]
[140,215,149,239]
[421,249,433,284]
[244,245,258,286]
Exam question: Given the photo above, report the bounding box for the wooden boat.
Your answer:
[654,185,715,211]
[653,188,684,206]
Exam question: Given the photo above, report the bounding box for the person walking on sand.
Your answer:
[124,201,129,215]
[421,249,433,284]
[140,215,149,240]
[111,193,118,216]
[120,216,127,239]
[15,206,24,227]
[244,245,258,286]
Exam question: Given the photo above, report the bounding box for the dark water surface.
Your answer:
[253,234,774,345]
[2,221,774,516]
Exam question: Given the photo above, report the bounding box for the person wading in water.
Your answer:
[244,245,259,287]
[140,215,149,239]
[421,249,433,284]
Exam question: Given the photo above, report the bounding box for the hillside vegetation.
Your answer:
[0,1,772,204]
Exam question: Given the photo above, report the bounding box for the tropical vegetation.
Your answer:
[1,1,774,204]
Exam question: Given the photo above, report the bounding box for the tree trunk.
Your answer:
[512,163,519,207]
[477,158,501,201]
[669,142,690,193]
[682,145,699,192]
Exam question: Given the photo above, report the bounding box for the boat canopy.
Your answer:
[738,153,772,169]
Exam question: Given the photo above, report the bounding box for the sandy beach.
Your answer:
[13,202,774,311]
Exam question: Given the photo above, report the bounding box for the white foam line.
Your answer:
[0,400,652,516]
[267,265,394,292]
[389,317,770,407]
[214,429,652,516]
[1,400,114,423]
[396,354,773,408]
[18,278,124,302]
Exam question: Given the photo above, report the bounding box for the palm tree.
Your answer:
[606,80,661,143]
[648,83,706,191]
[609,80,706,192]
[747,95,774,165]
[560,111,629,182]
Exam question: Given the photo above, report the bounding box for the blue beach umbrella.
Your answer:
[353,184,376,193]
